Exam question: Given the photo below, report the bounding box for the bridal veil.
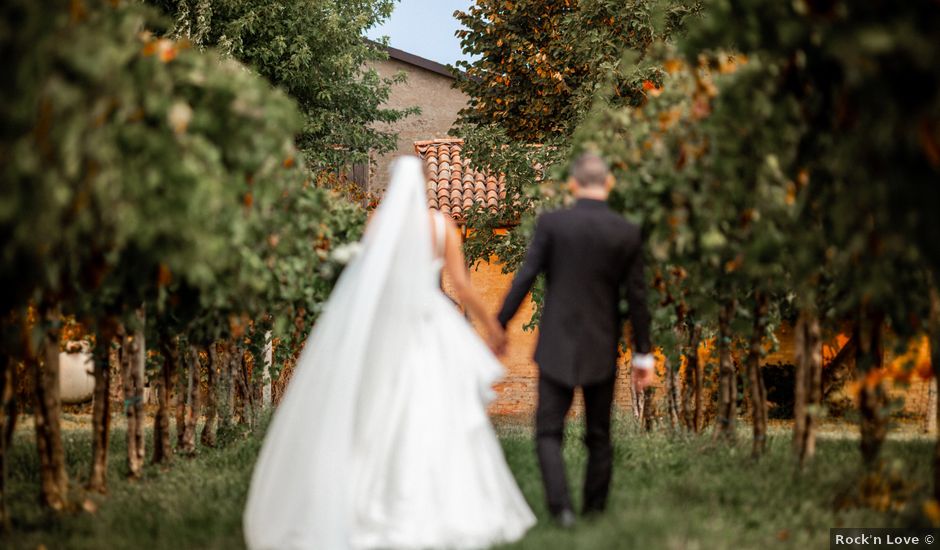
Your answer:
[243,157,438,549]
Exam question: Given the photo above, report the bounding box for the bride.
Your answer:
[243,156,536,549]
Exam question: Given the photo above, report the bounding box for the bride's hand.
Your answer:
[486,322,507,356]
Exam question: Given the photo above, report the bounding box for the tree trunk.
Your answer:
[740,360,750,420]
[807,320,823,463]
[859,382,887,467]
[201,342,219,448]
[632,376,644,425]
[690,326,703,433]
[262,330,273,409]
[793,318,807,460]
[0,353,15,528]
[130,311,146,472]
[120,308,146,479]
[665,357,681,431]
[745,294,769,458]
[153,334,178,465]
[642,386,656,432]
[714,299,737,441]
[33,306,69,510]
[793,311,822,467]
[680,344,694,431]
[929,283,940,502]
[175,341,186,448]
[219,340,236,435]
[88,320,117,494]
[926,378,937,435]
[178,344,200,455]
[235,345,254,429]
[679,324,704,433]
[856,309,886,467]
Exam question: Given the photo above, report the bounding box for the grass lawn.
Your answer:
[3,414,934,549]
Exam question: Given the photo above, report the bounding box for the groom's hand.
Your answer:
[631,353,656,391]
[632,367,653,391]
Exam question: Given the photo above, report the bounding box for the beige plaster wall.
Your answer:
[368,58,467,190]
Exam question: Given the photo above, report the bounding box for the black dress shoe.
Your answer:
[553,509,576,529]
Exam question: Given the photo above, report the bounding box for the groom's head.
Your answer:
[569,152,614,198]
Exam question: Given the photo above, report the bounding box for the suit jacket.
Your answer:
[498,199,652,388]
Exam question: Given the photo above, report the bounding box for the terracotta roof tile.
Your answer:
[414,138,507,221]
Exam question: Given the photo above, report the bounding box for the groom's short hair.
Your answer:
[570,152,610,188]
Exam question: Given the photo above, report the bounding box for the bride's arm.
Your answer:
[441,217,506,353]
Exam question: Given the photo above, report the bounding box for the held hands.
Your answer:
[485,318,508,356]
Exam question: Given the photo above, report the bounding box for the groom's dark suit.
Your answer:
[498,198,651,516]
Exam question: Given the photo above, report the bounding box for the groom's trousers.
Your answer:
[535,374,615,516]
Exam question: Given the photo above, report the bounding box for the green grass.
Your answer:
[2,415,934,550]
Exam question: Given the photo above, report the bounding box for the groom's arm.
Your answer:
[498,217,550,328]
[624,244,652,356]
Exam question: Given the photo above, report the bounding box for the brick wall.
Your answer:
[441,257,538,417]
[900,377,935,420]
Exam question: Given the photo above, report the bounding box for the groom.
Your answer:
[497,152,654,527]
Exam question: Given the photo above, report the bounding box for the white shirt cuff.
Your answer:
[632,353,655,371]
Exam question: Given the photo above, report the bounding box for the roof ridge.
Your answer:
[364,40,459,80]
[413,137,464,147]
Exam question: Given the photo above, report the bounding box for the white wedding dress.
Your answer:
[243,157,535,550]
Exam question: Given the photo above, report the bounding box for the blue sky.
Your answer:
[365,0,475,66]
